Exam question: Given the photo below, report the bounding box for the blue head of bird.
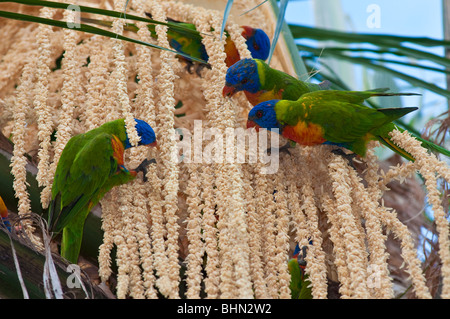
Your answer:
[241,26,270,61]
[125,118,157,149]
[223,58,261,97]
[247,100,282,133]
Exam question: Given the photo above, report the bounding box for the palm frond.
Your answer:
[221,0,234,40]
[289,24,450,48]
[267,0,289,63]
[299,44,450,99]
[0,9,207,64]
[291,22,450,103]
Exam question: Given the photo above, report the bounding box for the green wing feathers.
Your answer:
[277,90,431,159]
[259,60,324,100]
[46,118,157,264]
[375,107,419,121]
[48,132,116,234]
[47,120,133,264]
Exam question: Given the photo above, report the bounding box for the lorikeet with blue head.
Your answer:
[246,90,450,162]
[48,118,157,264]
[223,58,331,106]
[289,244,312,299]
[0,195,11,232]
[143,15,271,74]
[81,15,270,75]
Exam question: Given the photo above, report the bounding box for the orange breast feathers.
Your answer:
[282,121,326,146]
[111,135,125,167]
[0,196,7,218]
[224,37,240,67]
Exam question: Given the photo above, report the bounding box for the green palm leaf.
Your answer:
[267,0,289,63]
[0,0,209,64]
[0,9,206,64]
[1,0,201,37]
[221,0,234,40]
[289,24,450,48]
[299,44,450,99]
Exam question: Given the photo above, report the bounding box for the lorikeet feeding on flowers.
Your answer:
[223,58,330,106]
[48,118,157,263]
[246,90,450,162]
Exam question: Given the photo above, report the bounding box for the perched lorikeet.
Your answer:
[48,118,157,264]
[81,16,270,74]
[246,90,450,161]
[144,16,271,74]
[289,245,312,299]
[222,58,331,106]
[0,195,11,232]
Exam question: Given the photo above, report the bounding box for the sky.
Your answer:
[284,0,443,37]
[283,0,447,121]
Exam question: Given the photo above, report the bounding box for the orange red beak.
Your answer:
[222,85,236,97]
[246,120,260,131]
[241,26,254,39]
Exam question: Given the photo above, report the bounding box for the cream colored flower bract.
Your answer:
[1,0,449,299]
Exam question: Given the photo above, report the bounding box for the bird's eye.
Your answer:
[256,110,263,118]
[253,42,260,51]
[241,79,248,84]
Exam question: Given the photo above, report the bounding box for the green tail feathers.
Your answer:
[61,225,84,264]
[377,107,418,120]
[369,90,421,97]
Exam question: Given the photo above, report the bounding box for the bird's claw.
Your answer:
[195,63,211,76]
[184,62,211,77]
[135,158,157,182]
[185,60,195,74]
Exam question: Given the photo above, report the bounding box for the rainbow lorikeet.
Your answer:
[0,195,11,232]
[246,90,450,162]
[48,119,157,264]
[143,15,271,74]
[81,16,270,75]
[289,245,312,299]
[222,58,331,106]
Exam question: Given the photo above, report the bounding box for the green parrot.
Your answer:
[223,58,425,156]
[222,58,331,106]
[289,245,312,299]
[48,118,157,264]
[246,90,450,162]
[80,17,270,75]
[143,14,270,72]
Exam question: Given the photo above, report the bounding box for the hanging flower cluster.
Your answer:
[0,0,448,299]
